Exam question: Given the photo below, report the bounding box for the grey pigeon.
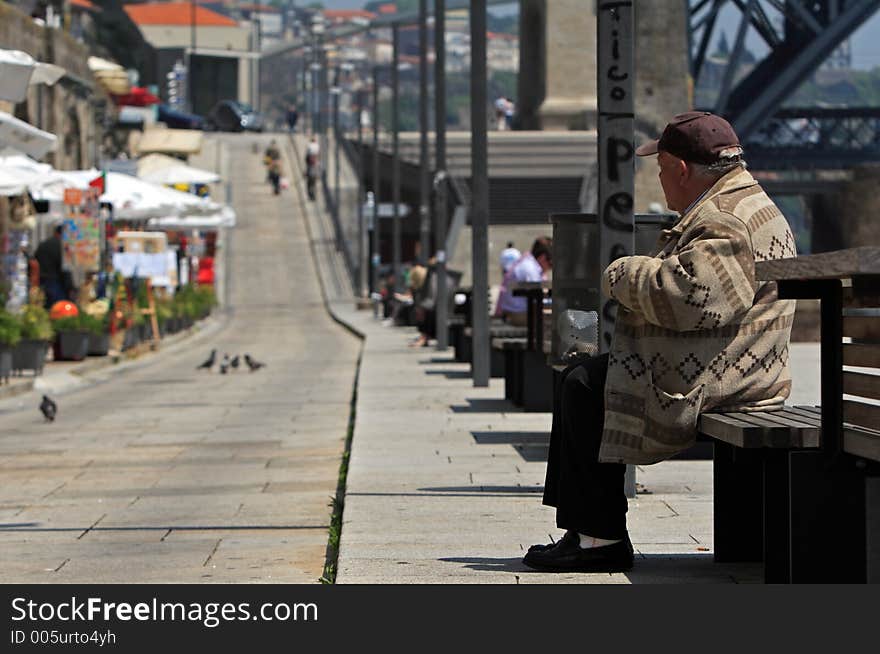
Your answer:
[197,349,216,370]
[40,395,57,422]
[230,355,240,370]
[244,354,265,372]
[219,353,230,375]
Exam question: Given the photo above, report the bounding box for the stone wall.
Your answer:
[0,2,104,170]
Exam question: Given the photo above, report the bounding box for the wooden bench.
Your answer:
[697,247,880,583]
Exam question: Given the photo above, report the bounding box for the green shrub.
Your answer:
[51,314,87,333]
[19,304,53,341]
[0,310,22,347]
[79,313,107,336]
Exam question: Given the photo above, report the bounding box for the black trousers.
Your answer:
[542,353,628,539]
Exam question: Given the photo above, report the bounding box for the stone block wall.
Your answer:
[0,2,104,170]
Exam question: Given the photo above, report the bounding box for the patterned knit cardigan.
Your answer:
[599,168,797,465]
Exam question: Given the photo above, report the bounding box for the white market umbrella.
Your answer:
[0,111,57,159]
[0,167,28,196]
[30,170,221,220]
[147,206,236,230]
[137,153,220,186]
[0,49,66,102]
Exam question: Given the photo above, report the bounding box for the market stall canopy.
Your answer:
[136,128,203,156]
[0,147,54,176]
[137,153,220,185]
[30,169,221,220]
[0,167,28,196]
[147,205,236,230]
[0,111,57,159]
[0,49,65,102]
[0,151,51,195]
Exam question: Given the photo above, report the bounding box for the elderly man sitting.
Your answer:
[523,112,797,572]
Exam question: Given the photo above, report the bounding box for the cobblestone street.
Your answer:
[0,135,361,583]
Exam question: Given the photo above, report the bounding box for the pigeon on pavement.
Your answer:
[230,355,240,370]
[40,395,57,422]
[219,353,230,375]
[244,354,265,372]
[197,349,217,370]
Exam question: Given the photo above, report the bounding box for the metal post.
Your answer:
[301,55,309,134]
[597,2,637,498]
[434,0,449,350]
[333,77,341,250]
[189,0,196,114]
[470,0,489,387]
[357,88,366,297]
[371,65,381,296]
[392,23,402,291]
[418,0,430,266]
[320,38,329,193]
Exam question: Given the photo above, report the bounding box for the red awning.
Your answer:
[114,86,160,107]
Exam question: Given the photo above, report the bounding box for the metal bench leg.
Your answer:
[521,350,554,412]
[788,451,866,583]
[763,449,791,582]
[713,442,764,563]
[504,350,516,401]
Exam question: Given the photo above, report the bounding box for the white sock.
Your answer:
[578,533,621,549]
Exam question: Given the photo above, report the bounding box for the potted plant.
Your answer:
[83,299,111,356]
[51,314,90,361]
[12,301,53,375]
[0,309,22,383]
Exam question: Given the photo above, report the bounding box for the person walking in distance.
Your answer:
[305,136,321,201]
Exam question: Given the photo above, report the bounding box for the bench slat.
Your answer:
[842,316,880,342]
[775,407,821,425]
[843,399,880,432]
[699,411,819,448]
[782,406,823,423]
[843,426,880,462]
[843,343,880,369]
[843,371,880,401]
[697,413,763,448]
[727,411,820,448]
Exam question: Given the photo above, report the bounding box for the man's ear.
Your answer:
[678,159,693,186]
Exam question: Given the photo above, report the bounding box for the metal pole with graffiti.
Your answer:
[597,1,636,496]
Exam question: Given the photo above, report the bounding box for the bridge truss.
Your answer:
[689,0,880,168]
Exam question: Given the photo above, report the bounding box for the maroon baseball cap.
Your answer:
[635,111,743,165]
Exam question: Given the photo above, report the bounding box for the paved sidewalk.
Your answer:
[290,132,821,584]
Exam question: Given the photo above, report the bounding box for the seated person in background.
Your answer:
[494,237,552,327]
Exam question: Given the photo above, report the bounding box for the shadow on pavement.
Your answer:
[471,431,549,445]
[424,369,472,379]
[450,398,521,413]
[419,485,543,494]
[439,556,527,572]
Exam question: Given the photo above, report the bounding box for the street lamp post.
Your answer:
[470,0,490,387]
[371,65,381,297]
[357,86,366,297]
[434,0,448,350]
[391,22,401,292]
[332,80,341,251]
[418,0,430,266]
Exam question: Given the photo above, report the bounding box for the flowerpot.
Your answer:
[122,329,137,350]
[11,339,48,375]
[53,331,89,361]
[87,333,110,356]
[0,346,12,383]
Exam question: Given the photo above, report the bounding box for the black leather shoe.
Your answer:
[527,530,576,554]
[523,531,634,572]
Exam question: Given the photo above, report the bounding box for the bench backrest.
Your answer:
[842,284,880,461]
